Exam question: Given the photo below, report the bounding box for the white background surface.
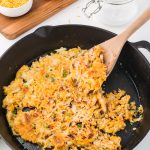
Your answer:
[0,0,150,149]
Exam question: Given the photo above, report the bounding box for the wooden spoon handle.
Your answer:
[120,6,150,40]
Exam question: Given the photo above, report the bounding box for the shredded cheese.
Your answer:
[0,0,28,8]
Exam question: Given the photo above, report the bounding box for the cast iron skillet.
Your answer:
[0,25,150,150]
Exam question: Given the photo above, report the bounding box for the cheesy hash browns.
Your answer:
[3,46,143,150]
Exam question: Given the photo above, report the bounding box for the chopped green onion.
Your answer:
[140,115,144,119]
[45,73,49,78]
[53,114,56,118]
[45,124,49,128]
[50,77,55,82]
[32,124,36,129]
[20,140,25,145]
[77,122,82,128]
[130,122,134,125]
[24,84,28,88]
[62,70,68,78]
[12,108,17,115]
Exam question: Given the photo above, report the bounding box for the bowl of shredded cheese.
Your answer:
[0,0,33,17]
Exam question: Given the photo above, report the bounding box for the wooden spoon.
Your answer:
[97,6,150,76]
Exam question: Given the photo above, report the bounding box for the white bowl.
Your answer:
[0,0,33,17]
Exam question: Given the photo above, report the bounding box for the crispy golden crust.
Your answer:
[3,47,143,150]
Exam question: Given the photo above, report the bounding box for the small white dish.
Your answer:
[0,0,33,17]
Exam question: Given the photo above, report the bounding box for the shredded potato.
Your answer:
[3,46,143,150]
[0,0,28,8]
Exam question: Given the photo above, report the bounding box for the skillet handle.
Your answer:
[131,40,150,52]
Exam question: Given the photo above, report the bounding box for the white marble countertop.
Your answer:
[0,0,150,149]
